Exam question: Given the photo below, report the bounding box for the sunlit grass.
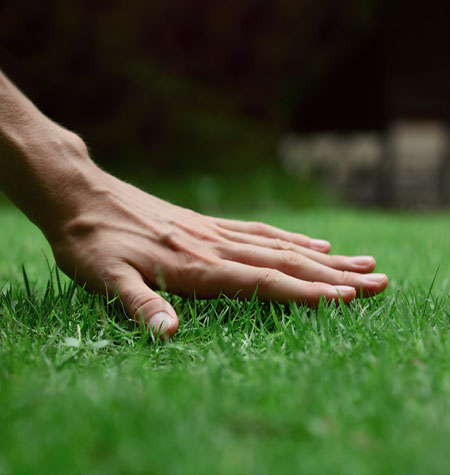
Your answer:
[0,197,449,474]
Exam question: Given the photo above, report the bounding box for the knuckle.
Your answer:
[274,238,291,250]
[280,250,301,269]
[213,240,233,258]
[340,270,352,284]
[199,231,221,243]
[328,255,341,268]
[252,221,268,233]
[214,226,232,240]
[257,268,280,290]
[129,292,160,315]
[176,221,221,243]
[308,281,330,297]
[104,266,128,287]
[176,256,216,285]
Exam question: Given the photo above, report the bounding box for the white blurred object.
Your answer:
[279,132,382,179]
[278,132,383,202]
[388,121,449,171]
[387,120,450,207]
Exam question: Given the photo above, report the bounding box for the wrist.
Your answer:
[0,70,108,240]
[1,122,105,238]
[30,129,106,238]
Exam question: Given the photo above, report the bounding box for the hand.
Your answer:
[49,162,388,338]
[0,71,388,336]
[0,72,388,339]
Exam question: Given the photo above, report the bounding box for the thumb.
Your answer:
[113,268,179,338]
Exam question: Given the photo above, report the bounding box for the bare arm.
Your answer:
[0,69,388,338]
[0,71,96,233]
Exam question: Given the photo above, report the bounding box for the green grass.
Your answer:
[1,195,450,474]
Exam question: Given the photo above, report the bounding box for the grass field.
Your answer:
[0,189,449,474]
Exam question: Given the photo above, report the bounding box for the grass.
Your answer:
[0,188,450,474]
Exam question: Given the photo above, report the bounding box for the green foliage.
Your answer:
[110,167,323,213]
[0,198,449,474]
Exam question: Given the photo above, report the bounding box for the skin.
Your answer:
[0,70,388,338]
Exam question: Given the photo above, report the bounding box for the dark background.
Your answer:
[1,0,449,175]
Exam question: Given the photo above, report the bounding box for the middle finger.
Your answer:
[216,228,376,273]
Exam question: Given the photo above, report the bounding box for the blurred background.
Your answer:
[1,0,449,211]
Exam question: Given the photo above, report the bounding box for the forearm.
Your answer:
[0,70,101,237]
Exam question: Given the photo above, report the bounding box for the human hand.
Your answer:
[49,162,388,338]
[0,72,387,339]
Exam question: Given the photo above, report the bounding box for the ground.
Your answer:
[0,184,449,474]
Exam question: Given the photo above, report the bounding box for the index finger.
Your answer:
[213,218,331,253]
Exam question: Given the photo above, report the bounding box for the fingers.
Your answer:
[216,228,376,273]
[215,260,356,305]
[220,244,388,297]
[214,218,331,253]
[111,268,179,338]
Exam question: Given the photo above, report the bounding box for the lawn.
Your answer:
[0,185,449,474]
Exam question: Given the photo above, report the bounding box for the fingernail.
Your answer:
[350,256,375,266]
[311,239,330,251]
[334,285,355,295]
[148,312,172,334]
[362,273,387,284]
